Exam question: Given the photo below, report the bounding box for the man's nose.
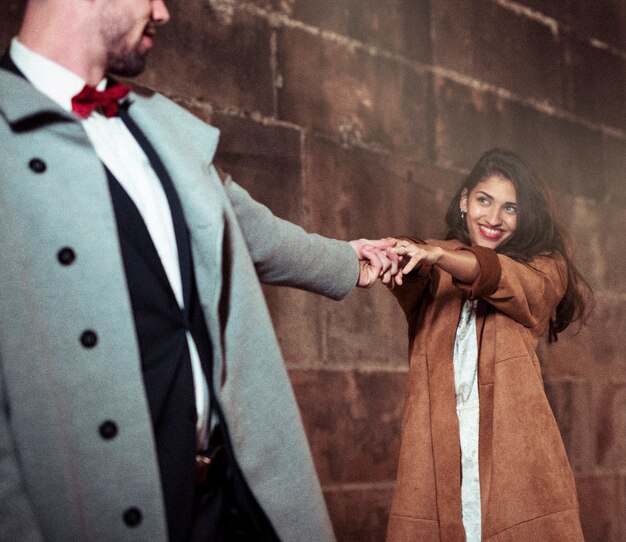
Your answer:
[152,0,171,25]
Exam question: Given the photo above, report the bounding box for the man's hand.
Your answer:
[349,238,399,288]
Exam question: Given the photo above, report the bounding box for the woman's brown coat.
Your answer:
[386,239,584,541]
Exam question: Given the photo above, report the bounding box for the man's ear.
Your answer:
[459,188,468,213]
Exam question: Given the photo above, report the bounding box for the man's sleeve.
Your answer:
[218,168,360,300]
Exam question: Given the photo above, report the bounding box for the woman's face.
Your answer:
[460,175,518,249]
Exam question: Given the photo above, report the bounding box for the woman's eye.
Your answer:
[505,205,517,214]
[478,197,489,205]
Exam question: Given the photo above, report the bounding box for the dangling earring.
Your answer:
[460,210,466,221]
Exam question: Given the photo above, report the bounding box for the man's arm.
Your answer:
[220,169,394,299]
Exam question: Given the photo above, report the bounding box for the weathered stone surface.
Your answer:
[601,205,626,296]
[211,113,306,221]
[602,135,626,208]
[539,292,626,379]
[0,0,26,50]
[595,381,626,470]
[510,0,567,21]
[434,76,609,202]
[432,0,566,107]
[264,281,409,370]
[576,474,622,541]
[138,2,274,116]
[487,0,626,53]
[254,0,432,62]
[534,192,626,293]
[564,34,626,132]
[566,0,626,51]
[304,135,456,241]
[276,25,433,156]
[324,485,395,542]
[262,286,334,368]
[543,379,594,473]
[290,369,406,484]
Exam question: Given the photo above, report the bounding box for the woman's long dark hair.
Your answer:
[444,148,592,337]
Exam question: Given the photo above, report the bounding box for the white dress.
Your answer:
[453,299,481,541]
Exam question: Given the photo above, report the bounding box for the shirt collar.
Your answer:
[10,37,107,114]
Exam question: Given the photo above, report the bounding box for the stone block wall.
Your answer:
[2,0,625,540]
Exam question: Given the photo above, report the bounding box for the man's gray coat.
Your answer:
[0,69,359,541]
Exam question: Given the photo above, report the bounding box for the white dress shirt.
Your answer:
[10,38,211,449]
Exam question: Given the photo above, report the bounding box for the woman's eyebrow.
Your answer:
[477,190,517,206]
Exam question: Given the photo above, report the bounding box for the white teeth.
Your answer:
[480,226,501,236]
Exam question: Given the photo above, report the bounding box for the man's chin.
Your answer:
[106,53,148,78]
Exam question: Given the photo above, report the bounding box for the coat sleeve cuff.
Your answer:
[452,246,501,298]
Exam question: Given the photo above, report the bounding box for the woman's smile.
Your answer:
[461,175,518,249]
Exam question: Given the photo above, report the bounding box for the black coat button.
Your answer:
[123,507,142,527]
[57,247,76,266]
[99,421,118,440]
[80,330,98,348]
[29,158,47,173]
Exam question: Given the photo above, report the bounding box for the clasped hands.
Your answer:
[349,238,443,288]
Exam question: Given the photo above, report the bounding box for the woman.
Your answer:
[386,149,590,541]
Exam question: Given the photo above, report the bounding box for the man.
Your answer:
[0,1,396,540]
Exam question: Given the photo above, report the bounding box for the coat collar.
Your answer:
[1,48,225,238]
[126,92,219,164]
[0,50,220,177]
[0,58,75,125]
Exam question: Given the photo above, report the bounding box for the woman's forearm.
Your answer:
[392,241,480,286]
[434,248,480,284]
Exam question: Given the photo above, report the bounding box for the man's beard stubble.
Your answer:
[101,13,150,78]
[106,47,147,78]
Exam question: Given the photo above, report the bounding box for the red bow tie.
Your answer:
[71,83,130,118]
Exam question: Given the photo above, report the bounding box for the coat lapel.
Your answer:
[124,93,228,383]
[0,56,75,126]
[117,106,193,311]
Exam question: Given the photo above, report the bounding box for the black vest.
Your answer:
[108,109,214,541]
[111,110,278,542]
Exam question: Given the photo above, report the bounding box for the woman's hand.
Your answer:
[391,240,481,286]
[390,241,444,286]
